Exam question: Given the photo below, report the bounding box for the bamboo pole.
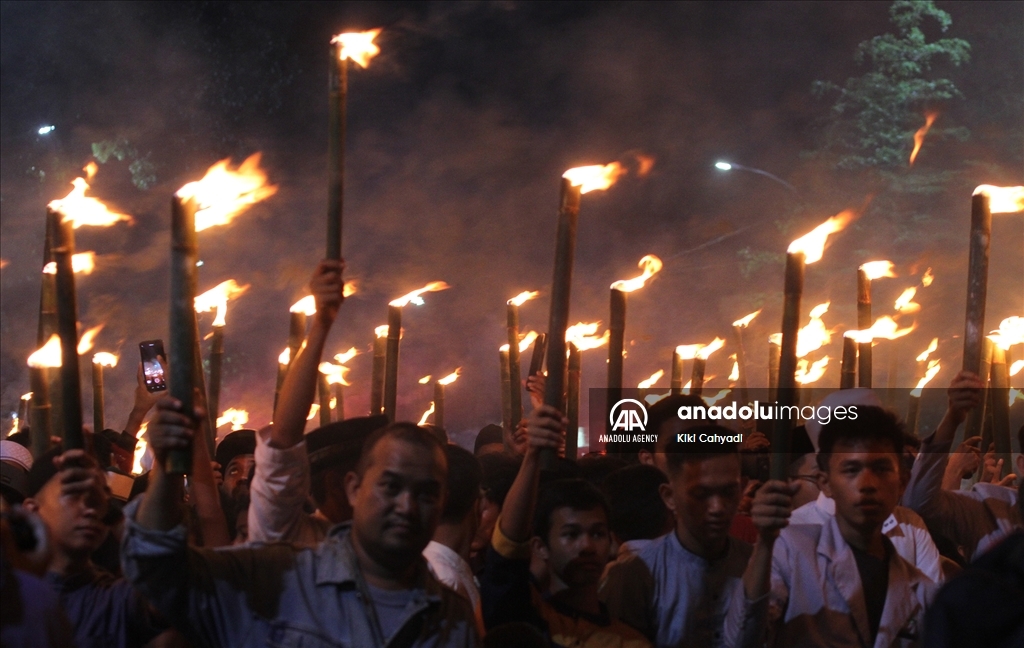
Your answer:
[733,325,750,404]
[566,342,581,461]
[840,335,857,390]
[168,196,198,474]
[29,368,51,458]
[318,375,331,427]
[500,347,512,434]
[772,252,804,480]
[856,268,872,387]
[384,305,402,422]
[690,358,707,398]
[671,349,684,396]
[208,324,225,426]
[606,288,626,433]
[52,213,84,450]
[989,345,1013,474]
[326,42,347,260]
[370,334,386,415]
[507,302,523,428]
[92,362,104,433]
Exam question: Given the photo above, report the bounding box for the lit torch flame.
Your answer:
[733,309,762,328]
[517,331,539,353]
[307,404,320,421]
[48,174,132,228]
[675,344,703,360]
[375,325,389,339]
[177,153,278,232]
[195,279,250,327]
[974,185,1024,214]
[290,295,317,315]
[92,352,118,367]
[790,302,832,358]
[611,255,663,292]
[419,375,432,384]
[77,324,104,355]
[859,260,896,280]
[987,316,1024,351]
[335,347,359,364]
[331,28,382,68]
[319,362,351,386]
[911,360,941,397]
[894,287,920,314]
[563,162,625,194]
[696,337,726,361]
[703,389,731,406]
[42,252,96,275]
[729,358,739,382]
[795,356,830,385]
[909,112,938,166]
[916,338,939,363]
[921,268,934,287]
[845,317,916,344]
[278,347,291,365]
[131,422,148,475]
[418,402,435,426]
[566,322,610,351]
[438,369,461,386]
[390,282,450,307]
[787,210,856,263]
[1007,360,1022,378]
[508,291,539,307]
[343,281,358,298]
[216,408,249,430]
[638,370,664,389]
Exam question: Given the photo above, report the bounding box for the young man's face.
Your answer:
[31,471,110,558]
[663,454,741,550]
[537,506,610,589]
[821,439,902,534]
[346,437,446,569]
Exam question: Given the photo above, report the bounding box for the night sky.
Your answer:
[1,1,1021,446]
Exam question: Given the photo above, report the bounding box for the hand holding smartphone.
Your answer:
[139,340,167,393]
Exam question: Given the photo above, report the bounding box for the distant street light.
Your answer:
[38,125,56,135]
[714,160,798,195]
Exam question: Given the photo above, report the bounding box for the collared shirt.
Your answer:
[423,540,484,635]
[600,529,751,648]
[791,492,943,583]
[44,562,165,648]
[728,516,938,648]
[0,559,75,648]
[122,499,477,648]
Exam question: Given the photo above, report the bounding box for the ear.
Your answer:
[659,482,676,515]
[344,471,361,508]
[1015,454,1024,480]
[530,536,549,561]
[21,497,40,514]
[818,470,832,499]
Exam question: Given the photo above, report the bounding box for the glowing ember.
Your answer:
[216,408,249,430]
[195,279,250,327]
[563,162,625,194]
[1007,360,1023,377]
[131,422,148,475]
[290,295,317,315]
[795,356,830,385]
[696,337,726,361]
[915,338,939,363]
[859,260,896,281]
[278,347,291,365]
[319,362,351,386]
[518,331,539,353]
[335,347,359,364]
[733,309,762,328]
[702,389,731,406]
[909,112,938,166]
[566,322,609,351]
[845,317,916,344]
[793,302,831,358]
[987,316,1024,350]
[438,369,461,386]
[389,282,450,307]
[177,153,278,232]
[787,209,856,263]
[611,255,664,292]
[729,360,739,382]
[48,176,132,228]
[635,154,656,177]
[418,375,432,384]
[893,287,920,314]
[675,344,703,360]
[92,352,118,367]
[508,291,540,307]
[77,324,104,355]
[638,370,664,389]
[307,404,320,421]
[911,360,941,397]
[331,28,382,68]
[921,268,934,287]
[343,281,358,298]
[21,393,32,402]
[974,185,1024,214]
[42,252,96,275]
[417,402,435,426]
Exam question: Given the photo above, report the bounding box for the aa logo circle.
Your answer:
[609,399,648,432]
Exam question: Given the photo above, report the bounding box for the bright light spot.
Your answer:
[38,125,56,135]
[715,161,732,171]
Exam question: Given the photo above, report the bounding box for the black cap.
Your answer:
[0,461,30,503]
[215,429,257,469]
[306,415,388,474]
[26,446,62,497]
[474,424,504,454]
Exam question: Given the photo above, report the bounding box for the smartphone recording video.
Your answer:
[139,340,167,393]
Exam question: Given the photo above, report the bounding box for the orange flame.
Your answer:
[343,281,358,298]
[791,302,832,358]
[195,279,250,327]
[909,112,938,166]
[77,324,104,354]
[702,389,731,406]
[216,408,249,430]
[675,344,703,360]
[635,153,655,177]
[859,260,896,281]
[27,335,62,368]
[638,370,664,389]
[331,28,382,68]
[335,347,359,364]
[42,252,96,275]
[729,360,739,382]
[508,291,540,307]
[845,317,916,344]
[911,360,941,397]
[374,325,389,339]
[48,176,132,228]
[696,337,726,361]
[787,210,855,263]
[894,287,920,314]
[290,295,317,315]
[306,404,320,421]
[278,347,291,365]
[438,369,461,386]
[389,282,450,307]
[417,402,435,426]
[319,362,351,386]
[131,422,148,475]
[566,322,609,351]
[733,309,762,328]
[1009,360,1023,377]
[517,331,539,353]
[92,352,118,367]
[921,267,934,287]
[563,162,625,194]
[177,153,278,232]
[611,255,663,292]
[418,375,432,384]
[974,185,1024,214]
[795,356,830,385]
[916,338,939,362]
[987,316,1023,351]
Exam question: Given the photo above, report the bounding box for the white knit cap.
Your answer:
[0,440,34,471]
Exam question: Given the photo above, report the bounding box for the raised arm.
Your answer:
[498,405,565,543]
[270,259,345,449]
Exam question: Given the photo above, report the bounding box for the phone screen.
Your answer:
[139,340,167,393]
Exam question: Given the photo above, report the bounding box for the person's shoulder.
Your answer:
[892,505,927,527]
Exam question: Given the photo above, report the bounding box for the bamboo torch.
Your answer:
[566,343,581,460]
[690,338,725,398]
[840,335,857,389]
[195,280,249,425]
[772,211,854,480]
[768,335,781,402]
[327,29,381,259]
[671,348,685,396]
[507,291,539,429]
[385,283,450,422]
[17,393,31,431]
[91,352,117,433]
[528,333,547,381]
[988,321,1021,470]
[49,213,85,449]
[500,346,512,433]
[907,358,940,437]
[274,347,290,414]
[371,326,388,415]
[732,309,761,404]
[27,337,61,457]
[857,261,894,388]
[433,369,460,431]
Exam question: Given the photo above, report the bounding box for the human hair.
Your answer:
[662,424,739,477]
[478,453,520,507]
[440,445,482,525]
[474,424,504,454]
[649,395,707,452]
[816,406,904,473]
[602,465,670,542]
[533,478,609,546]
[355,422,447,478]
[577,454,628,488]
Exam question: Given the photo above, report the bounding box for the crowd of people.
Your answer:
[1,260,1022,647]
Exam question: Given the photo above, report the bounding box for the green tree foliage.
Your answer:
[812,1,970,171]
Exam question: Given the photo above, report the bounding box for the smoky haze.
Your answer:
[1,2,1021,446]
